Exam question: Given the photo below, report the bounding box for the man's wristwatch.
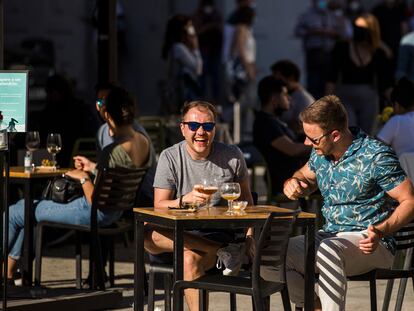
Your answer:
[80,177,90,185]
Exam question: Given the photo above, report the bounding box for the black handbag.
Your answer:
[42,175,84,204]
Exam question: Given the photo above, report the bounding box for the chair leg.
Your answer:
[164,273,172,311]
[264,296,270,311]
[34,224,44,286]
[253,292,264,311]
[75,231,82,289]
[281,287,292,311]
[199,289,208,311]
[230,293,237,311]
[147,268,155,311]
[109,237,115,287]
[369,277,377,311]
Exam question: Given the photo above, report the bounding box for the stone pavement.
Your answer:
[37,241,414,311]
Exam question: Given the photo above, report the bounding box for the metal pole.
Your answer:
[97,0,117,84]
[0,0,4,70]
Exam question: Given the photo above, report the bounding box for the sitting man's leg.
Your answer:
[286,232,331,308]
[316,232,394,311]
[144,226,223,311]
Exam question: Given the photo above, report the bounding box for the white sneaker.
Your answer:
[216,243,244,276]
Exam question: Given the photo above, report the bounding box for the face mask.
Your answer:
[203,5,213,14]
[317,0,327,11]
[187,25,196,36]
[349,1,361,12]
[353,26,372,43]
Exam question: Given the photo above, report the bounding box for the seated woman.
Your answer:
[7,86,151,281]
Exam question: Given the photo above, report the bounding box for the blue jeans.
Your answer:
[8,197,122,259]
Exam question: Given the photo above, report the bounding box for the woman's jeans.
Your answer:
[8,197,122,260]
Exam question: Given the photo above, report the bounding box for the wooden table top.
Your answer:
[8,166,70,179]
[133,205,316,220]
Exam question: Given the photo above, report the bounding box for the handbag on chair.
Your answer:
[42,175,84,204]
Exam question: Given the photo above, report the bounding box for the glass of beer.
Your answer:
[197,178,219,208]
[220,182,241,215]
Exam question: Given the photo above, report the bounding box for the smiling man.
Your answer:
[144,101,254,311]
[283,95,414,311]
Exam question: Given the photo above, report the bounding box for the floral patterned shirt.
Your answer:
[309,127,405,236]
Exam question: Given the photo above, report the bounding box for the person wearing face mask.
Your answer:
[295,0,348,99]
[253,76,311,196]
[326,13,393,135]
[162,15,203,115]
[193,0,223,104]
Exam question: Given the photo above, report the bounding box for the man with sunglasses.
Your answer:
[282,95,414,311]
[145,100,254,311]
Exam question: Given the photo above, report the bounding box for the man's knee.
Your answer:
[183,251,204,279]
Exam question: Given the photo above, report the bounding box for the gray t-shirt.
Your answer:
[154,141,248,206]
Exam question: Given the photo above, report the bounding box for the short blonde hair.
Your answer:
[181,100,217,121]
[299,95,348,131]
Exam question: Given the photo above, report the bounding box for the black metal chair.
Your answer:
[347,220,414,311]
[34,167,147,289]
[173,209,300,311]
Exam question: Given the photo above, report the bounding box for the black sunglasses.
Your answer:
[182,121,216,132]
[305,129,336,145]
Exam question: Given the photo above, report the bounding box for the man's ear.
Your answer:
[332,129,341,142]
[180,122,185,137]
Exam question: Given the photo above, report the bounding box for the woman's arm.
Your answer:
[64,169,94,204]
[233,25,255,80]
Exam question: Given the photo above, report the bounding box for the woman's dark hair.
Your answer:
[105,86,135,126]
[232,6,255,26]
[391,77,414,109]
[162,14,192,60]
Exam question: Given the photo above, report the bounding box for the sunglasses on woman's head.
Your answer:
[181,121,216,132]
[96,99,105,108]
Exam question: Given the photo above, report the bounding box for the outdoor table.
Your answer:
[9,166,69,286]
[133,205,316,311]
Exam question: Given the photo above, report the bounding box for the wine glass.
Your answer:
[26,131,40,152]
[199,178,219,208]
[220,182,241,215]
[47,133,62,168]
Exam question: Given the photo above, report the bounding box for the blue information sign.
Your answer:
[0,70,29,133]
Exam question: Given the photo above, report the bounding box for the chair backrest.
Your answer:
[252,209,300,288]
[394,220,414,251]
[137,116,167,155]
[92,167,147,212]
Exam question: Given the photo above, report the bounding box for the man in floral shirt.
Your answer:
[283,95,414,311]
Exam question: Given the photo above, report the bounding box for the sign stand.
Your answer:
[0,131,10,311]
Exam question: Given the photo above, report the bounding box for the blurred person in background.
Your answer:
[377,77,414,157]
[326,13,393,134]
[295,0,348,99]
[193,0,223,104]
[225,6,257,142]
[271,59,314,136]
[253,76,310,196]
[372,0,410,72]
[162,14,203,115]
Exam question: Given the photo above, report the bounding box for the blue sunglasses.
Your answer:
[96,98,105,108]
[182,121,216,132]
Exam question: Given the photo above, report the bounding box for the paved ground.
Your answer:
[36,240,414,311]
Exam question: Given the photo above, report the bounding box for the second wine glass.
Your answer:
[220,182,241,215]
[47,133,62,168]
